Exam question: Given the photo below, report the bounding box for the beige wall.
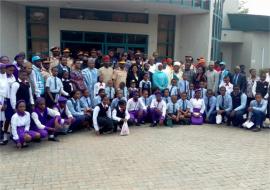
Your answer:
[222,0,239,28]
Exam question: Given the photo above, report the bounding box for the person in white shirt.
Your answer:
[94,75,106,96]
[219,76,233,95]
[11,100,41,149]
[45,67,69,108]
[126,91,145,126]
[92,96,114,135]
[31,97,63,142]
[150,92,166,127]
[190,89,205,125]
[0,64,8,129]
[112,100,130,132]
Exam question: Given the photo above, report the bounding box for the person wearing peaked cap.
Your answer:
[49,46,61,69]
[112,60,127,89]
[99,55,113,84]
[62,48,74,68]
[218,61,232,85]
[41,58,52,81]
[172,61,183,82]
[32,55,45,97]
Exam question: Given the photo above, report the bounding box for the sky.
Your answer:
[245,0,270,16]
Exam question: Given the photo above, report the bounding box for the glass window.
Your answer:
[107,33,124,43]
[28,24,48,38]
[61,31,83,42]
[112,12,126,22]
[127,13,148,23]
[28,8,48,23]
[94,11,112,21]
[85,32,105,42]
[60,9,84,20]
[127,34,147,44]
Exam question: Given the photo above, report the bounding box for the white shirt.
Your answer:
[11,112,31,140]
[190,98,205,113]
[92,104,112,131]
[46,76,69,96]
[31,108,60,129]
[10,79,35,109]
[0,73,8,98]
[219,81,233,95]
[6,75,16,98]
[150,99,167,117]
[252,80,269,99]
[53,105,73,118]
[112,107,130,122]
[94,82,106,96]
[126,98,145,112]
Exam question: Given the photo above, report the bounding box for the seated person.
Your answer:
[80,89,93,109]
[150,92,166,127]
[112,100,131,132]
[204,89,217,124]
[126,91,145,126]
[247,93,267,132]
[67,90,92,132]
[187,83,195,100]
[190,89,205,125]
[166,95,180,126]
[93,96,114,135]
[53,96,75,133]
[177,92,192,125]
[163,88,172,104]
[93,88,106,107]
[227,85,247,126]
[31,97,62,142]
[138,90,151,123]
[216,86,233,124]
[111,90,127,111]
[11,100,41,149]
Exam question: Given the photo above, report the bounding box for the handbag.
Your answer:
[120,121,129,136]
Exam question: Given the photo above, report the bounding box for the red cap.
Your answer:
[162,58,167,63]
[166,58,173,63]
[103,55,110,62]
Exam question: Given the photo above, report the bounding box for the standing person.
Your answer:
[126,91,145,126]
[190,89,205,125]
[227,86,247,127]
[141,63,153,83]
[67,90,92,132]
[172,61,183,82]
[93,75,106,97]
[149,92,166,127]
[112,100,130,132]
[49,46,61,69]
[177,92,192,125]
[93,96,114,135]
[183,61,195,83]
[218,61,231,86]
[112,60,127,89]
[1,64,16,145]
[70,59,86,92]
[41,58,51,82]
[13,53,26,79]
[31,56,45,97]
[139,73,152,96]
[252,72,269,99]
[178,74,189,94]
[162,58,174,85]
[108,50,118,68]
[219,76,234,95]
[45,67,69,108]
[99,55,113,84]
[11,100,41,149]
[0,64,8,145]
[62,48,74,68]
[216,86,233,124]
[105,80,115,102]
[193,66,207,89]
[204,89,217,124]
[57,57,71,79]
[246,93,267,132]
[232,66,247,93]
[82,58,99,101]
[152,62,169,91]
[168,79,179,97]
[206,61,219,94]
[126,65,141,88]
[246,69,259,108]
[31,97,62,141]
[10,70,34,112]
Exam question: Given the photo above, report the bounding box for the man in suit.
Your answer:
[232,66,247,93]
[57,57,71,79]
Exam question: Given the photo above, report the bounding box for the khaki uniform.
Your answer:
[99,66,113,84]
[112,68,127,89]
[66,57,74,68]
[49,56,60,69]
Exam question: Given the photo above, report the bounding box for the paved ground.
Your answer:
[1,124,270,190]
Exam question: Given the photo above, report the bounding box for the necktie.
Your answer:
[207,97,210,110]
[54,77,57,90]
[184,81,187,92]
[183,100,186,111]
[173,104,175,113]
[109,87,112,99]
[189,90,192,99]
[166,98,168,104]
[222,96,225,108]
[201,88,203,98]
[145,98,147,106]
[169,86,173,96]
[87,98,90,107]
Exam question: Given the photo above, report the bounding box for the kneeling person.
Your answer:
[166,95,180,126]
[177,92,192,125]
[112,100,131,132]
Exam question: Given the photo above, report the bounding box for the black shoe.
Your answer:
[0,140,8,145]
[150,123,157,127]
[48,137,60,142]
[226,121,231,126]
[33,139,41,143]
[67,129,73,133]
[252,127,261,132]
[136,122,141,126]
[22,143,29,148]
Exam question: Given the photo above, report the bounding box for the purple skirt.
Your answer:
[13,126,39,144]
[191,108,203,125]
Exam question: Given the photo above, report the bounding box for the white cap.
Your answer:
[174,61,181,66]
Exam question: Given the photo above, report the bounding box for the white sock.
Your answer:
[49,135,54,138]
[3,133,8,141]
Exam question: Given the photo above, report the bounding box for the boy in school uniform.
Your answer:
[118,82,129,100]
[150,92,167,127]
[80,89,93,110]
[178,74,189,94]
[168,78,179,96]
[93,96,114,135]
[138,90,151,123]
[111,90,127,111]
[177,92,192,125]
[105,80,115,102]
[61,71,73,98]
[166,95,180,126]
[94,75,106,97]
[199,81,207,99]
[204,89,217,124]
[112,100,130,132]
[163,88,172,104]
[139,72,152,96]
[93,88,106,107]
[45,67,69,108]
[187,83,195,100]
[216,86,233,124]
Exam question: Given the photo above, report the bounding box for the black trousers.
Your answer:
[97,117,113,134]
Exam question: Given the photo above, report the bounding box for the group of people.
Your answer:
[0,47,270,149]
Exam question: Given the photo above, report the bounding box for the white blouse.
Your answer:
[11,112,31,140]
[190,98,205,113]
[150,99,167,117]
